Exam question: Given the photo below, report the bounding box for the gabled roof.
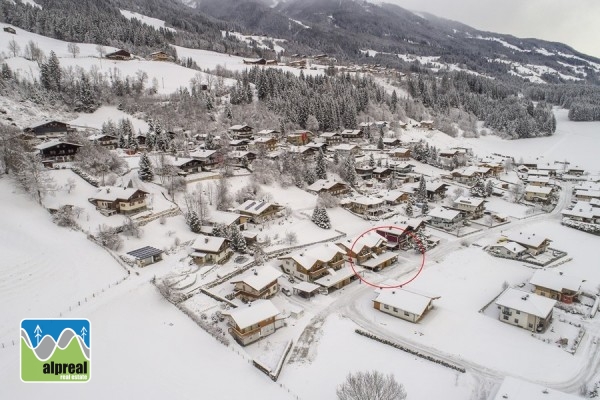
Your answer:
[26,120,68,129]
[503,231,550,248]
[490,241,527,254]
[230,266,282,291]
[90,187,146,202]
[529,270,583,293]
[331,143,359,152]
[190,149,217,159]
[236,200,280,216]
[495,288,555,318]
[307,179,347,192]
[428,207,461,221]
[454,196,485,207]
[35,139,82,150]
[349,196,383,206]
[338,231,387,254]
[321,132,340,138]
[280,243,343,270]
[341,129,362,135]
[373,288,438,316]
[525,185,552,195]
[229,124,252,131]
[388,147,410,153]
[315,266,363,288]
[88,133,117,141]
[207,210,242,226]
[223,300,279,330]
[191,235,227,253]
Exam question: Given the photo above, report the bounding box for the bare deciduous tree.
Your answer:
[95,44,105,59]
[14,153,56,204]
[8,39,20,57]
[336,371,407,400]
[67,42,80,58]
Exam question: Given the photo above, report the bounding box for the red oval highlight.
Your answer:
[348,225,426,289]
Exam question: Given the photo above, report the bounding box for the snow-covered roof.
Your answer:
[281,243,343,270]
[307,179,346,192]
[293,281,321,293]
[230,266,282,291]
[388,147,410,153]
[257,129,279,135]
[529,270,583,293]
[373,288,437,316]
[490,241,527,254]
[527,169,550,176]
[350,196,383,206]
[527,176,550,183]
[361,252,398,268]
[341,129,362,136]
[35,139,82,150]
[229,124,252,131]
[428,207,461,221]
[253,136,276,143]
[454,196,485,207]
[525,185,552,195]
[88,133,116,141]
[320,132,340,138]
[330,143,358,151]
[223,300,279,330]
[189,149,217,159]
[90,186,145,202]
[495,288,555,318]
[492,376,580,400]
[207,210,241,226]
[338,231,387,254]
[576,189,600,199]
[562,201,600,220]
[373,167,390,174]
[315,266,363,288]
[236,200,279,215]
[451,165,490,176]
[191,235,227,253]
[170,157,197,167]
[503,231,550,248]
[382,190,406,201]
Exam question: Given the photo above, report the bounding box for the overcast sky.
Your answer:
[384,0,600,58]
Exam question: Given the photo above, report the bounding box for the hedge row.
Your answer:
[355,329,466,373]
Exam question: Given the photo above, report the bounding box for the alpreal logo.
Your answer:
[20,319,91,382]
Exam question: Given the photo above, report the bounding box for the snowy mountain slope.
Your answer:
[119,9,176,33]
[222,30,286,54]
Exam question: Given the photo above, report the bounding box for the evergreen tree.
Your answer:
[212,223,229,238]
[333,151,340,165]
[405,196,414,217]
[391,90,398,112]
[410,229,430,253]
[421,200,429,215]
[186,211,202,233]
[377,135,384,150]
[315,148,327,180]
[205,133,215,150]
[470,178,487,197]
[230,225,247,253]
[138,152,154,181]
[304,168,317,185]
[417,175,427,202]
[369,153,375,167]
[342,155,358,186]
[485,180,494,197]
[311,206,331,229]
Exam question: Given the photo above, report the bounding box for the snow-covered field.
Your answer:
[69,106,149,134]
[120,9,176,33]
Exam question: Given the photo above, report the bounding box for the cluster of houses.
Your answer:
[487,231,552,260]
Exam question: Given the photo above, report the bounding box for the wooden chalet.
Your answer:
[105,49,131,60]
[88,133,118,149]
[279,243,345,282]
[501,231,551,256]
[228,124,254,140]
[337,232,397,271]
[452,196,486,219]
[36,140,82,162]
[230,266,282,302]
[340,129,364,140]
[190,234,232,265]
[147,51,173,62]
[320,132,342,146]
[88,187,148,216]
[235,200,283,223]
[373,167,393,181]
[375,219,424,250]
[287,130,312,146]
[222,300,284,346]
[427,207,464,230]
[341,197,386,218]
[190,149,220,170]
[388,147,411,160]
[529,270,583,304]
[251,136,278,152]
[306,179,350,197]
[25,120,72,139]
[242,58,267,65]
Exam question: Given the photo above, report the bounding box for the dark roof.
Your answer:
[127,246,163,259]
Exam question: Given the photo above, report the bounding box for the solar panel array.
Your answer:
[127,246,163,259]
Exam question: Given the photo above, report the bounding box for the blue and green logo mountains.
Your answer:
[21,319,90,382]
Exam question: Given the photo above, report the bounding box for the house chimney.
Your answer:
[106,188,110,193]
[205,238,209,243]
[253,269,257,275]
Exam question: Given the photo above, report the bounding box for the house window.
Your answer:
[383,304,389,310]
[393,307,398,312]
[404,311,409,316]
[503,315,509,320]
[528,323,533,328]
[514,319,519,324]
[516,310,520,315]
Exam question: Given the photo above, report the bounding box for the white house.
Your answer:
[487,241,528,259]
[495,288,555,332]
[427,207,463,230]
[373,288,439,323]
[452,196,486,219]
[190,235,232,265]
[230,265,282,302]
[279,243,345,282]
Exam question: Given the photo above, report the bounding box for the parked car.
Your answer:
[281,287,292,297]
